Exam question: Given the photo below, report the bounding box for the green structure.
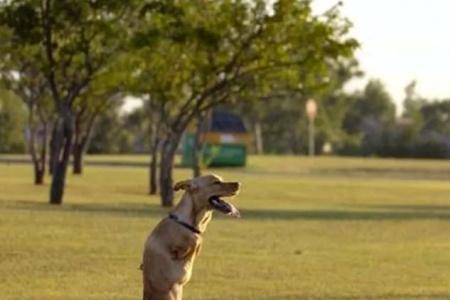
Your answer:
[181,110,251,167]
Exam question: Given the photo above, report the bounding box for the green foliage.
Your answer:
[88,108,130,154]
[86,104,151,154]
[0,89,27,153]
[121,107,150,153]
[1,0,360,159]
[340,83,450,159]
[421,99,450,136]
[0,0,137,104]
[337,80,395,156]
[129,0,359,129]
[395,99,450,159]
[403,80,426,118]
[343,79,396,135]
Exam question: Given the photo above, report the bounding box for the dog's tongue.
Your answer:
[209,196,240,218]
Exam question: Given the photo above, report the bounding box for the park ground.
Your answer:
[1,156,450,300]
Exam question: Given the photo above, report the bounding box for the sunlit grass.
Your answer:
[1,156,450,300]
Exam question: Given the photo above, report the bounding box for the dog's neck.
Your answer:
[171,192,212,234]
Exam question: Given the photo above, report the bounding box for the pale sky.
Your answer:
[312,0,450,111]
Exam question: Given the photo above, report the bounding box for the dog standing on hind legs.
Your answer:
[141,174,241,300]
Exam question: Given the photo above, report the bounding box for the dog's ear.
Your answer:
[174,179,197,192]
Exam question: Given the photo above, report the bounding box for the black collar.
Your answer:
[168,213,201,235]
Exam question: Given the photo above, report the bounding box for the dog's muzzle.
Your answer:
[208,196,240,218]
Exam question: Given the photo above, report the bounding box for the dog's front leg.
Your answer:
[170,234,201,261]
[170,245,195,260]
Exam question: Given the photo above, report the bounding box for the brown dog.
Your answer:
[141,174,241,300]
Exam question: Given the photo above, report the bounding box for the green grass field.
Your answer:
[1,156,450,300]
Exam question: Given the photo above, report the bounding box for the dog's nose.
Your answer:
[233,182,241,190]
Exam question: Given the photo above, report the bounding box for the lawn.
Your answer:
[1,156,450,300]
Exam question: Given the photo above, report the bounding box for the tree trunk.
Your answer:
[49,109,73,205]
[72,143,83,175]
[34,165,45,185]
[49,125,57,175]
[28,109,48,185]
[192,112,207,177]
[192,140,202,178]
[40,122,48,181]
[34,122,48,185]
[31,144,45,185]
[254,121,264,154]
[72,113,95,175]
[149,121,160,195]
[148,98,164,196]
[159,135,180,207]
[72,115,82,175]
[149,141,159,195]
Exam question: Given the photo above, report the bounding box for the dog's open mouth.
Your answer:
[208,196,240,218]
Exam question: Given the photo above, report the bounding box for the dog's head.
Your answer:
[174,174,241,217]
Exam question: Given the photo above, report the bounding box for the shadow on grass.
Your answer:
[263,293,450,300]
[3,200,450,221]
[310,167,450,180]
[364,204,450,211]
[239,166,450,181]
[4,199,167,218]
[240,206,450,221]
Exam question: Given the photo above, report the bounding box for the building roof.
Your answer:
[209,110,247,133]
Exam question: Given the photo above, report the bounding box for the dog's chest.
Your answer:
[172,233,202,258]
[173,234,202,284]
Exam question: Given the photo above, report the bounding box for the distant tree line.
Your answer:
[234,79,450,158]
[55,78,449,160]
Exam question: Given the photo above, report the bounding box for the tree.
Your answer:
[342,79,396,155]
[191,109,208,177]
[132,0,358,206]
[403,80,426,117]
[0,70,53,184]
[414,99,450,158]
[234,27,361,155]
[344,80,396,134]
[0,18,53,184]
[0,89,27,153]
[71,79,124,175]
[421,100,450,135]
[87,104,134,154]
[0,0,136,204]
